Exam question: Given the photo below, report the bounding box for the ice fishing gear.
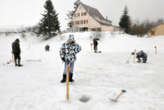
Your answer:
[79,95,90,103]
[154,45,157,55]
[126,54,132,64]
[110,89,127,102]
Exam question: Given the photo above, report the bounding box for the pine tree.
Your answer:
[38,0,60,38]
[67,11,74,28]
[119,6,131,34]
[67,0,80,28]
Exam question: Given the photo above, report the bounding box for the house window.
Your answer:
[73,14,75,17]
[75,21,80,25]
[74,13,80,17]
[86,20,88,24]
[80,20,83,24]
[97,28,101,32]
[81,12,87,16]
[72,21,74,26]
[91,28,97,31]
[83,12,87,16]
[91,28,101,32]
[84,20,88,24]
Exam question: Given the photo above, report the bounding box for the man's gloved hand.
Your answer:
[61,57,65,62]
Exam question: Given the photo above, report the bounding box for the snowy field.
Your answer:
[0,32,164,110]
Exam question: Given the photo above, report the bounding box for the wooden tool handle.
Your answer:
[66,66,71,101]
[115,92,123,101]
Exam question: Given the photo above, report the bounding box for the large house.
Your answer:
[71,0,114,32]
[148,24,164,37]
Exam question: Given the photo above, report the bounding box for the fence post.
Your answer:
[154,45,157,55]
[133,49,136,63]
[12,52,14,63]
[90,42,93,52]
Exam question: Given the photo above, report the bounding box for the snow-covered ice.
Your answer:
[0,32,164,110]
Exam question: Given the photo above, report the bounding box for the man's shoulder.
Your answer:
[62,42,67,45]
[12,41,16,45]
[73,42,80,46]
[61,42,68,48]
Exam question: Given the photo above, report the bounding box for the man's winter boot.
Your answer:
[15,63,18,66]
[18,60,22,67]
[69,73,74,82]
[60,74,66,83]
[143,58,147,63]
[14,59,18,66]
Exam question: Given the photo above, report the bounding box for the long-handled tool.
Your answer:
[11,52,15,63]
[7,52,15,64]
[110,90,127,102]
[154,45,157,55]
[66,66,71,101]
[90,42,93,52]
[133,49,136,63]
[126,54,132,64]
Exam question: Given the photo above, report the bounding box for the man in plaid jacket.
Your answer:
[60,34,81,83]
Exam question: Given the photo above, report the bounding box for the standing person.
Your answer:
[131,50,148,63]
[60,34,81,83]
[93,38,98,53]
[12,38,22,66]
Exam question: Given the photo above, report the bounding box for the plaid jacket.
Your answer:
[60,42,81,62]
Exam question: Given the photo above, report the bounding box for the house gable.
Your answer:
[72,4,101,28]
[72,1,113,32]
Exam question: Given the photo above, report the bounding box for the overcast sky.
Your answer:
[0,0,164,30]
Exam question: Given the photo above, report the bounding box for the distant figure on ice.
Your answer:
[93,38,99,53]
[60,34,81,83]
[131,50,148,63]
[45,45,50,51]
[12,39,22,66]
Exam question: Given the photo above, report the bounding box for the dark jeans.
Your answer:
[137,56,147,63]
[13,53,21,65]
[143,58,147,63]
[94,45,98,53]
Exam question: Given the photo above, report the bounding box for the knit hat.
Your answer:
[68,34,75,41]
[15,38,19,42]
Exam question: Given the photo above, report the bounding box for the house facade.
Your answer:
[71,1,114,32]
[148,24,164,37]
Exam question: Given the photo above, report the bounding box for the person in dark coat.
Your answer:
[132,50,148,63]
[93,38,98,53]
[60,34,81,83]
[12,39,22,66]
[45,45,50,51]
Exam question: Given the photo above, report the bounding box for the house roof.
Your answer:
[148,23,164,32]
[153,23,164,29]
[74,1,112,26]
